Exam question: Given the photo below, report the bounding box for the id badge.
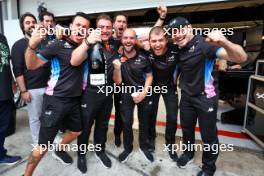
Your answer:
[90,74,106,85]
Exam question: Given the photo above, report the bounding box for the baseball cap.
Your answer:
[167,17,190,29]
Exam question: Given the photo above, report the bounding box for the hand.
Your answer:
[12,83,17,94]
[21,91,32,103]
[112,59,121,70]
[138,36,150,51]
[157,6,167,19]
[86,30,101,45]
[132,91,147,104]
[29,24,46,49]
[216,59,227,72]
[229,64,242,70]
[205,30,228,46]
[118,46,124,55]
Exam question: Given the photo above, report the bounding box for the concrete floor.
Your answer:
[0,109,264,176]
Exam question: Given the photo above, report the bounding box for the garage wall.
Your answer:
[19,0,228,17]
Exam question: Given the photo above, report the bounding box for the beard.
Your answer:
[24,27,34,37]
[124,45,135,53]
[25,31,32,37]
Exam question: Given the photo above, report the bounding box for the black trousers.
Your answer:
[149,88,178,145]
[0,99,13,159]
[120,93,152,151]
[180,92,219,175]
[114,92,122,138]
[77,89,113,155]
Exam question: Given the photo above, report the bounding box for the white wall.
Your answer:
[3,20,23,49]
[19,0,228,17]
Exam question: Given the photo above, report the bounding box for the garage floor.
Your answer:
[0,109,264,176]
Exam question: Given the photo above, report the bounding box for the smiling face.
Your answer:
[121,29,136,53]
[149,31,168,56]
[172,25,193,48]
[113,15,127,39]
[97,19,113,42]
[69,16,90,44]
[23,16,37,36]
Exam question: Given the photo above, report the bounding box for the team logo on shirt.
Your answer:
[188,45,195,52]
[64,42,72,49]
[167,55,175,62]
[148,54,155,61]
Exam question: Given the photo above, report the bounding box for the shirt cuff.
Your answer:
[37,53,49,62]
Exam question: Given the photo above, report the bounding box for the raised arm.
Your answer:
[71,30,101,66]
[206,31,247,63]
[25,25,47,70]
[154,6,167,27]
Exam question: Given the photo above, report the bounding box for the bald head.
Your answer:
[122,28,137,53]
[122,28,136,38]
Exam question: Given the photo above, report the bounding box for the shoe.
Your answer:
[0,155,22,165]
[77,155,87,173]
[139,148,154,163]
[95,152,112,168]
[115,136,121,147]
[52,150,73,165]
[168,150,178,162]
[148,139,155,153]
[177,153,194,169]
[118,150,132,163]
[197,170,212,176]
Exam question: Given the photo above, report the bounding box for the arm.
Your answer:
[133,73,153,104]
[206,31,247,63]
[136,6,167,51]
[25,24,48,70]
[15,75,32,103]
[71,31,101,66]
[11,40,32,102]
[112,59,122,85]
[25,47,46,70]
[154,6,167,27]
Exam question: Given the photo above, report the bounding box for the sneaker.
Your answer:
[77,155,87,173]
[115,136,121,147]
[52,150,73,165]
[95,152,112,168]
[139,148,154,163]
[177,153,194,169]
[197,170,211,176]
[168,150,178,162]
[0,155,22,165]
[118,150,132,163]
[148,139,155,153]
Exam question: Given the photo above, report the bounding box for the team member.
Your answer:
[23,12,90,176]
[71,14,120,173]
[38,11,56,43]
[11,13,50,145]
[147,26,179,161]
[0,34,22,165]
[112,12,128,147]
[112,6,168,147]
[115,28,154,163]
[167,17,247,176]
